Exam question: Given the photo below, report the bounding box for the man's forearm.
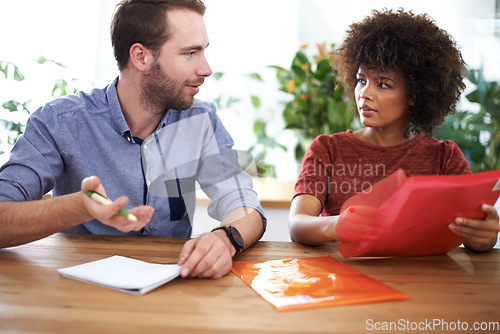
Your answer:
[0,193,90,248]
[220,207,264,251]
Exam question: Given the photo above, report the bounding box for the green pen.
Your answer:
[85,190,138,222]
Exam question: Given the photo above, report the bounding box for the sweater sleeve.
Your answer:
[294,135,333,208]
[440,140,472,175]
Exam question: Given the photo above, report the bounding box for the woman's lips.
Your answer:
[360,104,377,117]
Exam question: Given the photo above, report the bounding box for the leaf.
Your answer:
[225,96,241,108]
[268,65,287,72]
[250,95,261,109]
[294,97,308,111]
[0,63,7,79]
[293,51,310,68]
[291,64,306,84]
[52,79,69,97]
[248,73,263,82]
[314,59,332,79]
[485,103,500,119]
[295,143,306,163]
[0,62,24,81]
[253,119,266,135]
[37,55,67,68]
[212,95,222,109]
[271,69,290,89]
[13,65,25,81]
[212,72,224,80]
[467,69,478,85]
[466,90,479,103]
[36,55,48,64]
[52,59,67,68]
[2,100,19,112]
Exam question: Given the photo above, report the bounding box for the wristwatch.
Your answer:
[211,225,244,255]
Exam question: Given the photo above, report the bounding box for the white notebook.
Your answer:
[58,255,181,295]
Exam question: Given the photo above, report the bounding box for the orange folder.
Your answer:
[337,169,500,258]
[231,256,409,311]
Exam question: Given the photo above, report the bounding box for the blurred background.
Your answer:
[1,0,499,179]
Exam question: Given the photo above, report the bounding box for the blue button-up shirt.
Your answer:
[0,78,265,237]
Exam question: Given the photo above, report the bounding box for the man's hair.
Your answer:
[111,0,206,70]
[336,8,466,136]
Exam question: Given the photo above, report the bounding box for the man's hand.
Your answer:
[81,176,154,232]
[449,204,500,252]
[177,232,233,279]
[177,207,263,279]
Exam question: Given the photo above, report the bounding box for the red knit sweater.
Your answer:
[294,130,471,216]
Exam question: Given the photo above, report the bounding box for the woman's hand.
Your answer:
[449,204,500,252]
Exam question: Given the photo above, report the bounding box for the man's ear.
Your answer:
[129,43,151,72]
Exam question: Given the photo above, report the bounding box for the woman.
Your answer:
[288,9,499,252]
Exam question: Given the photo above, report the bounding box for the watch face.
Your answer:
[229,226,244,247]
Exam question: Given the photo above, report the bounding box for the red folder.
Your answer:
[336,169,500,258]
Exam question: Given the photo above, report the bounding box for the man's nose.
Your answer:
[198,54,212,78]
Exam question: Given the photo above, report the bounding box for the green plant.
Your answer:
[434,67,500,171]
[248,119,287,178]
[0,57,80,157]
[210,72,286,178]
[0,61,29,154]
[270,43,358,162]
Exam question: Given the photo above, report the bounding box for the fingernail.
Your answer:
[181,267,189,277]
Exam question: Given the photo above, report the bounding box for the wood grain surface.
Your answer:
[1,233,499,334]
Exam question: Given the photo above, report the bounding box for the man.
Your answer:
[0,0,266,279]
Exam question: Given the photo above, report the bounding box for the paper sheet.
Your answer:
[58,255,181,295]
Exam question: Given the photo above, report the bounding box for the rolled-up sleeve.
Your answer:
[194,109,265,228]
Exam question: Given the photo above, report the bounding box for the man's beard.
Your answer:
[140,60,195,114]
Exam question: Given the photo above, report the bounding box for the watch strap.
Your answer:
[211,225,244,254]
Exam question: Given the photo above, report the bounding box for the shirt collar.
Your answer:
[106,77,169,144]
[106,77,130,138]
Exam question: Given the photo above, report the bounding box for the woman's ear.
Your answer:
[407,94,415,107]
[129,43,150,72]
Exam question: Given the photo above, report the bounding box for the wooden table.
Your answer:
[1,233,499,334]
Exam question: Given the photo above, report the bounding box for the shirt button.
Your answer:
[144,144,148,150]
[127,136,131,142]
[147,180,151,186]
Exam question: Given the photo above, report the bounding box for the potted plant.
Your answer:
[270,42,359,163]
[434,66,500,171]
